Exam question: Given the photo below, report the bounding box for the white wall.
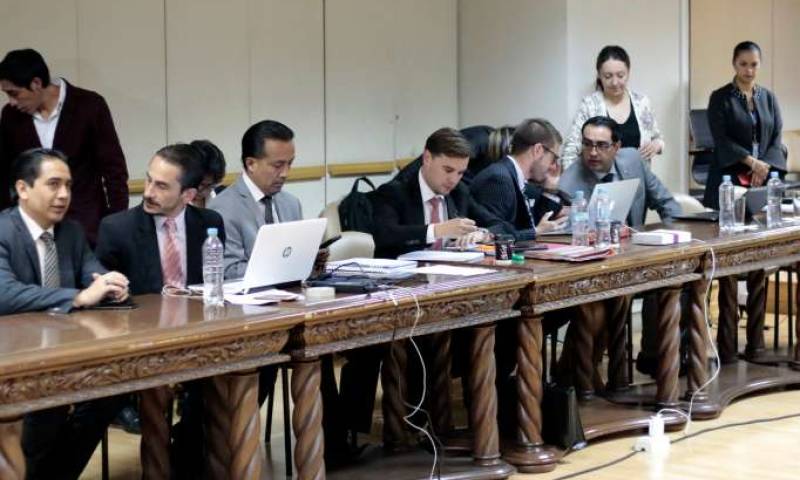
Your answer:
[459,0,689,193]
[0,0,459,217]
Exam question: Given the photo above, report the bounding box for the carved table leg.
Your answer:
[606,295,632,392]
[429,332,453,436]
[140,386,173,480]
[717,276,740,363]
[381,340,409,451]
[291,359,326,480]
[0,419,24,480]
[468,324,500,466]
[684,278,720,417]
[656,286,681,408]
[503,310,558,473]
[744,269,767,359]
[205,371,262,480]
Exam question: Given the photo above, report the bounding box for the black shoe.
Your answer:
[112,405,141,435]
[635,354,657,378]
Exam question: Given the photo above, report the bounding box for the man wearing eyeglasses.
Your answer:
[560,115,680,227]
[471,118,569,240]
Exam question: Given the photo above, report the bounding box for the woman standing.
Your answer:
[703,41,785,209]
[562,45,664,169]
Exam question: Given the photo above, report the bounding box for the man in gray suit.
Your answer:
[560,116,683,377]
[208,119,302,279]
[559,116,681,227]
[0,148,129,479]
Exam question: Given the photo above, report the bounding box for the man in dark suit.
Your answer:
[0,48,128,244]
[471,118,568,240]
[0,148,129,479]
[372,127,496,259]
[95,143,224,479]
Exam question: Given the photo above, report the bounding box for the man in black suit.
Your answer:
[471,118,568,240]
[95,143,224,479]
[372,127,495,259]
[0,148,130,480]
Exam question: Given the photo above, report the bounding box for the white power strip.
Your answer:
[633,414,671,455]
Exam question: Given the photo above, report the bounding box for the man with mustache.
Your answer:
[95,143,225,478]
[0,148,129,479]
[0,49,128,244]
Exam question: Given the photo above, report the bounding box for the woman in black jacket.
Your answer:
[703,41,785,209]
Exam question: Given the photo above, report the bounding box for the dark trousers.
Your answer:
[22,396,124,480]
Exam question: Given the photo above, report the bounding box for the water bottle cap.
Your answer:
[770,171,779,179]
[207,227,218,236]
[574,190,584,200]
[722,175,731,182]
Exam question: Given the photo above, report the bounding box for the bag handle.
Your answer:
[351,176,376,193]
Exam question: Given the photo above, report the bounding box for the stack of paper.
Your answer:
[325,258,418,274]
[398,250,485,263]
[525,245,614,262]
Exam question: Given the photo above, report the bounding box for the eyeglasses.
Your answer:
[581,138,614,152]
[542,145,561,162]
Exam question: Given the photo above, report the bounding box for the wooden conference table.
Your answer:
[0,268,532,480]
[498,220,800,473]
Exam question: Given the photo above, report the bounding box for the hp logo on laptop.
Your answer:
[282,246,293,258]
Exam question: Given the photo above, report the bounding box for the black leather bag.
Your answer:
[338,176,377,234]
[541,383,587,451]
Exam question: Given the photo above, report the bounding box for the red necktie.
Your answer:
[429,196,443,250]
[161,217,185,288]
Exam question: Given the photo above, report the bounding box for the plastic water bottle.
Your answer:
[766,171,784,229]
[718,175,735,233]
[571,190,589,246]
[594,186,612,249]
[202,227,225,306]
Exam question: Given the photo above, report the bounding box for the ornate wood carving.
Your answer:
[429,332,453,436]
[716,276,739,363]
[0,420,24,480]
[686,279,710,401]
[296,290,519,347]
[533,258,701,305]
[468,325,501,466]
[0,331,288,406]
[744,270,767,357]
[381,340,409,451]
[606,296,632,391]
[204,371,263,480]
[656,287,681,407]
[140,386,173,480]
[713,240,800,271]
[291,360,325,480]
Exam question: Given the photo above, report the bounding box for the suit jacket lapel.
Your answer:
[134,206,163,291]
[444,195,459,218]
[184,206,203,284]
[235,176,264,227]
[502,157,532,229]
[52,80,75,153]
[10,209,42,284]
[407,176,426,225]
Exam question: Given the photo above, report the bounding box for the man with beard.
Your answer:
[95,143,225,478]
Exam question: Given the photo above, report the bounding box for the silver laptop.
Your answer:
[223,218,328,294]
[539,178,640,236]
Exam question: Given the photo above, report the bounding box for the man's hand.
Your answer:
[638,141,661,160]
[544,162,560,191]
[73,272,130,308]
[536,211,568,233]
[452,229,493,250]
[434,218,477,238]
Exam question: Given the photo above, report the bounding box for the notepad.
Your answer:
[325,258,418,274]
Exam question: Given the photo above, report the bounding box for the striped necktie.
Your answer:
[40,231,60,288]
[161,217,185,288]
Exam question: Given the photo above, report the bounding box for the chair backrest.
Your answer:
[784,130,800,174]
[319,200,342,242]
[644,192,707,225]
[318,200,376,260]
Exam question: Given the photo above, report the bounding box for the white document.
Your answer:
[326,257,418,273]
[224,289,302,305]
[413,265,496,276]
[398,250,485,263]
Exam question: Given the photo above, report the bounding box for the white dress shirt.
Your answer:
[18,206,56,285]
[155,208,187,281]
[242,172,280,222]
[33,78,66,149]
[419,169,447,244]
